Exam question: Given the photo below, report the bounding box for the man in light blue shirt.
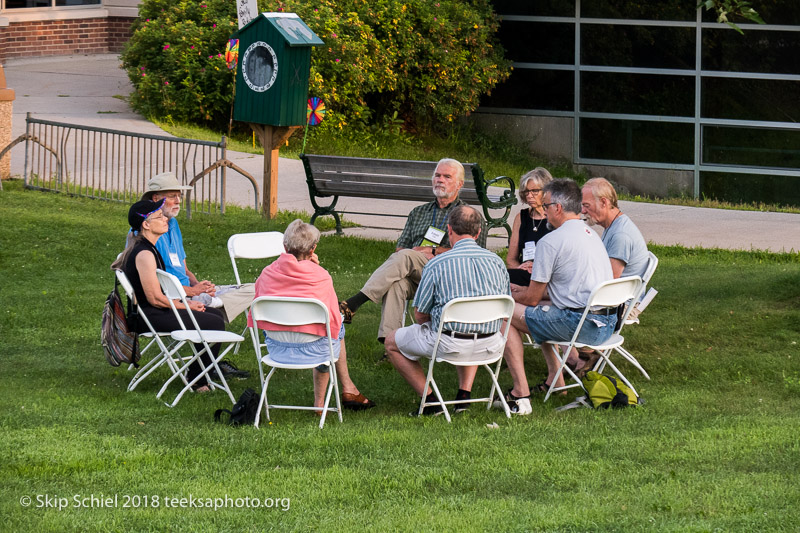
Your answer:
[385,205,510,415]
[581,177,649,279]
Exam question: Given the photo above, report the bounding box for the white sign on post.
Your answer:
[237,0,258,29]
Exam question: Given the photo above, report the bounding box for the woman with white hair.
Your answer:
[249,219,374,411]
[506,167,554,286]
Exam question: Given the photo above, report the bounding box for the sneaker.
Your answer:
[211,360,250,380]
[193,293,213,306]
[494,388,532,415]
[454,389,471,414]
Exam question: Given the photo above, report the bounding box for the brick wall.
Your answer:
[0,16,135,63]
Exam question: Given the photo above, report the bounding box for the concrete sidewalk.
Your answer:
[4,54,800,253]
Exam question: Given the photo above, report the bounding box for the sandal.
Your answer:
[530,380,567,396]
[576,351,602,379]
[339,301,354,324]
[342,392,376,411]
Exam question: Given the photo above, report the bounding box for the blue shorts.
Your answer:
[524,305,616,346]
[263,324,345,372]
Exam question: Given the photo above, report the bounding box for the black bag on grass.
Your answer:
[101,277,140,367]
[215,388,260,426]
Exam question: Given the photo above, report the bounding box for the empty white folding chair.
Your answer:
[228,231,285,285]
[250,296,342,429]
[543,276,642,402]
[416,295,516,422]
[227,231,285,352]
[155,269,243,407]
[114,269,189,392]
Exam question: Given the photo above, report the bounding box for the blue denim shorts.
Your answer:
[524,305,617,346]
[263,324,345,372]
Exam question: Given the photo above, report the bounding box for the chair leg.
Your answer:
[257,367,277,428]
[614,346,651,380]
[544,344,583,402]
[330,360,342,424]
[428,377,450,423]
[418,357,437,417]
[254,367,275,429]
[485,362,511,418]
[234,325,247,355]
[127,353,165,391]
[599,354,639,398]
[158,341,237,408]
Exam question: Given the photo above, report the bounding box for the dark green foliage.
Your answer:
[121,0,511,132]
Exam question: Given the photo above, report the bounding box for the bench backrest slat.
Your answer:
[304,154,478,181]
[300,153,514,241]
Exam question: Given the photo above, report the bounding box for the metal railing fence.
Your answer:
[18,114,258,218]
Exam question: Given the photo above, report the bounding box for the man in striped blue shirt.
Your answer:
[385,206,511,415]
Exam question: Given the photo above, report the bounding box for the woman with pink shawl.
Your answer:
[249,220,374,411]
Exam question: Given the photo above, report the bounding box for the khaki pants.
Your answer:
[217,283,256,323]
[361,249,428,340]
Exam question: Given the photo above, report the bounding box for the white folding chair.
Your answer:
[155,269,243,407]
[114,269,189,392]
[228,231,285,285]
[543,276,643,402]
[249,296,342,429]
[625,251,659,327]
[598,251,659,382]
[227,231,285,352]
[417,295,516,422]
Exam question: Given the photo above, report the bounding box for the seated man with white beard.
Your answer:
[338,159,487,346]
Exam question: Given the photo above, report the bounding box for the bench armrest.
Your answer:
[482,174,517,209]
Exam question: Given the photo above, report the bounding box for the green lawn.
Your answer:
[2,182,799,531]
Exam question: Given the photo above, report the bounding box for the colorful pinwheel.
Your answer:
[306,97,326,125]
[225,39,239,70]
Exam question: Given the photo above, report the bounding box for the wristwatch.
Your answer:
[432,246,437,256]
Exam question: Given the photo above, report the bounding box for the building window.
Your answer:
[484,1,800,203]
[2,0,100,8]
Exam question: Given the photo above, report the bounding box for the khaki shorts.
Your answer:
[394,322,505,364]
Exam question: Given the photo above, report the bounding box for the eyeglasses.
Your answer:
[163,192,182,200]
[522,189,542,196]
[542,202,559,209]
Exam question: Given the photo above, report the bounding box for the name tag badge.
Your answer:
[169,252,182,268]
[522,241,536,262]
[420,226,446,247]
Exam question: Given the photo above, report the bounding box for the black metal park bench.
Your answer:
[299,154,517,242]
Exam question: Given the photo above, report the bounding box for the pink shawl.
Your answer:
[247,253,342,337]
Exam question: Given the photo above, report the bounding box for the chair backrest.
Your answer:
[250,296,331,336]
[155,269,193,331]
[586,276,642,309]
[431,295,515,363]
[114,268,136,304]
[641,251,659,286]
[115,268,165,337]
[439,294,515,330]
[227,232,285,285]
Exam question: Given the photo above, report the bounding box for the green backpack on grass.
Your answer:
[581,371,640,409]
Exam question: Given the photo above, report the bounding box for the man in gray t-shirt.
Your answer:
[581,177,649,279]
[501,179,616,415]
